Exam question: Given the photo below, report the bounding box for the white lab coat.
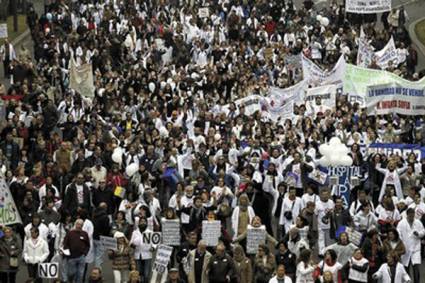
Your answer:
[130,228,155,260]
[373,262,410,283]
[397,218,425,265]
[269,275,293,283]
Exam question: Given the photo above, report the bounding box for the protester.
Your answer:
[22,227,49,283]
[108,231,135,283]
[0,227,22,283]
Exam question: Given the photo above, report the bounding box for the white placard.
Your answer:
[161,219,181,246]
[153,244,173,273]
[39,263,59,279]
[198,7,210,18]
[100,235,118,251]
[0,24,7,39]
[247,226,266,254]
[142,232,162,245]
[202,220,221,246]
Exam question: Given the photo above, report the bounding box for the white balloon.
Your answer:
[330,155,340,166]
[214,134,221,141]
[316,15,323,21]
[329,137,341,146]
[148,82,156,93]
[114,147,124,156]
[319,156,331,167]
[340,155,353,166]
[321,17,330,27]
[112,151,122,164]
[126,163,139,177]
[319,144,332,156]
[335,145,350,155]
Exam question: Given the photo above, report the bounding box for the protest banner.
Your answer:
[302,54,346,86]
[69,57,95,97]
[346,0,391,13]
[39,263,59,279]
[247,225,266,254]
[100,236,118,251]
[153,244,173,273]
[374,37,401,69]
[0,24,8,39]
[343,64,425,106]
[219,95,263,116]
[366,83,425,116]
[0,179,22,225]
[161,219,181,246]
[202,220,221,246]
[367,143,425,160]
[327,166,361,207]
[267,80,307,106]
[305,84,337,111]
[261,98,294,122]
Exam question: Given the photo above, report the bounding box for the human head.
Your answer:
[75,219,84,230]
[89,267,102,281]
[215,242,226,257]
[276,264,286,279]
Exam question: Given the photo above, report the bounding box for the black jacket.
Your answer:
[93,207,111,241]
[92,187,115,215]
[63,183,91,216]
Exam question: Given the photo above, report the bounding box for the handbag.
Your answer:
[9,257,18,267]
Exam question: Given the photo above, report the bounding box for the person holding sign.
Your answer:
[23,227,49,283]
[130,217,155,283]
[108,231,135,283]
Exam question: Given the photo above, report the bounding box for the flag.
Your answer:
[69,57,95,97]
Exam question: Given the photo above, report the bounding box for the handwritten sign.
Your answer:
[198,7,209,18]
[153,244,173,273]
[247,226,266,254]
[161,219,181,246]
[100,236,117,251]
[202,221,221,246]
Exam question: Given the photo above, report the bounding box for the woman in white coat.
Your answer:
[296,249,315,283]
[269,264,293,283]
[376,161,407,202]
[397,208,425,283]
[23,227,49,283]
[231,193,255,240]
[373,252,410,283]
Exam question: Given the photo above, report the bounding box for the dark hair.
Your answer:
[406,207,415,215]
[258,244,269,254]
[324,249,337,262]
[298,249,312,264]
[388,228,400,241]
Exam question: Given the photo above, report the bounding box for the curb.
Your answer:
[409,18,425,59]
[11,28,30,46]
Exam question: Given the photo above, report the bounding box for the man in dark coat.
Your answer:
[63,173,91,217]
[0,132,20,170]
[92,203,111,268]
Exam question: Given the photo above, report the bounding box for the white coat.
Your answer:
[376,166,407,202]
[397,218,425,265]
[269,275,293,283]
[373,262,410,283]
[279,196,303,231]
[130,228,155,260]
[23,237,49,264]
[231,206,255,240]
[295,261,315,283]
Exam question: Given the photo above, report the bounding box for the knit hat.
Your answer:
[114,231,125,239]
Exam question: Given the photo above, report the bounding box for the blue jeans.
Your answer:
[136,259,151,282]
[67,255,86,283]
[93,240,105,268]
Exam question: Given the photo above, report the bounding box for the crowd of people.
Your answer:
[0,0,425,282]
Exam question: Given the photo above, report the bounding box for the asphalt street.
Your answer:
[11,0,425,282]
